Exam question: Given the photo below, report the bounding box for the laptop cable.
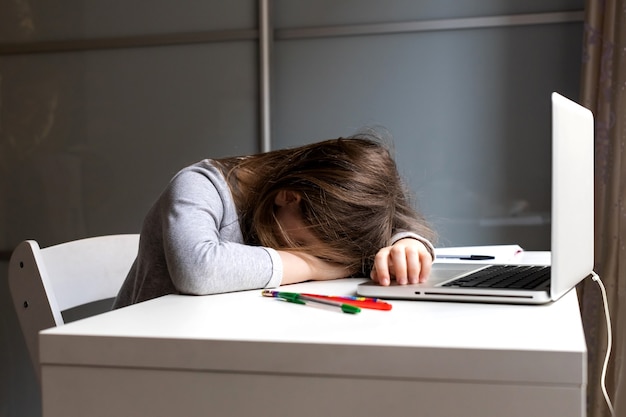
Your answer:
[591,271,615,416]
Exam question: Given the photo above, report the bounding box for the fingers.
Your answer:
[371,248,392,286]
[416,249,432,281]
[370,239,433,286]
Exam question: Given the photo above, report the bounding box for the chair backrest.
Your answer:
[8,234,139,381]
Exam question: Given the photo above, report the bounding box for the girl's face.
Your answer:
[274,190,318,247]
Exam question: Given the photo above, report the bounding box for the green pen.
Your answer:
[272,291,361,314]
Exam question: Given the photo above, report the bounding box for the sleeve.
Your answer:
[160,166,283,295]
[390,231,436,261]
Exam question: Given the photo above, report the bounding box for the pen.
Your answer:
[301,293,392,311]
[437,254,495,260]
[298,294,361,314]
[262,290,361,314]
[262,290,391,310]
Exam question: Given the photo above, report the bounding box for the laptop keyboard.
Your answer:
[441,265,551,290]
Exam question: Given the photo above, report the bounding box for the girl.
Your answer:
[113,133,435,308]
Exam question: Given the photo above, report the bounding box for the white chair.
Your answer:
[8,234,139,381]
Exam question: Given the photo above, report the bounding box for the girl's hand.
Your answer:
[370,238,433,286]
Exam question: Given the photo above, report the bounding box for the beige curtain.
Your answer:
[578,0,626,416]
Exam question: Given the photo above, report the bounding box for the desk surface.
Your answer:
[40,251,586,388]
[39,251,587,417]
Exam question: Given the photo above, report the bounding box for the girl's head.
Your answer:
[217,133,434,275]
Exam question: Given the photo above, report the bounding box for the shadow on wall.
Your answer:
[1,53,89,251]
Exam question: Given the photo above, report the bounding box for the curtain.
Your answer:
[578,0,626,416]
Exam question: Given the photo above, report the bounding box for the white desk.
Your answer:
[40,252,587,417]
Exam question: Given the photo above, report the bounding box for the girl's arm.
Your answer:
[373,192,436,285]
[278,251,351,285]
[161,165,283,295]
[161,164,350,293]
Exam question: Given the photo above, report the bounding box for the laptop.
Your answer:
[357,92,594,304]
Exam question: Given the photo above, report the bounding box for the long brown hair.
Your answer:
[214,133,435,275]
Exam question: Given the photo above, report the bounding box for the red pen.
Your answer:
[301,293,392,311]
[262,290,392,311]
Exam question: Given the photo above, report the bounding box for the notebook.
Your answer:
[357,92,594,304]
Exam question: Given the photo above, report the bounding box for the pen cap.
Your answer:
[340,304,361,314]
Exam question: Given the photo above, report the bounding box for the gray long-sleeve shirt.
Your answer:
[113,159,434,309]
[113,160,282,308]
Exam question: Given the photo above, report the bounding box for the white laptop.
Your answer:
[357,92,594,305]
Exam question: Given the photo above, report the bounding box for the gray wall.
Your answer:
[1,1,583,415]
